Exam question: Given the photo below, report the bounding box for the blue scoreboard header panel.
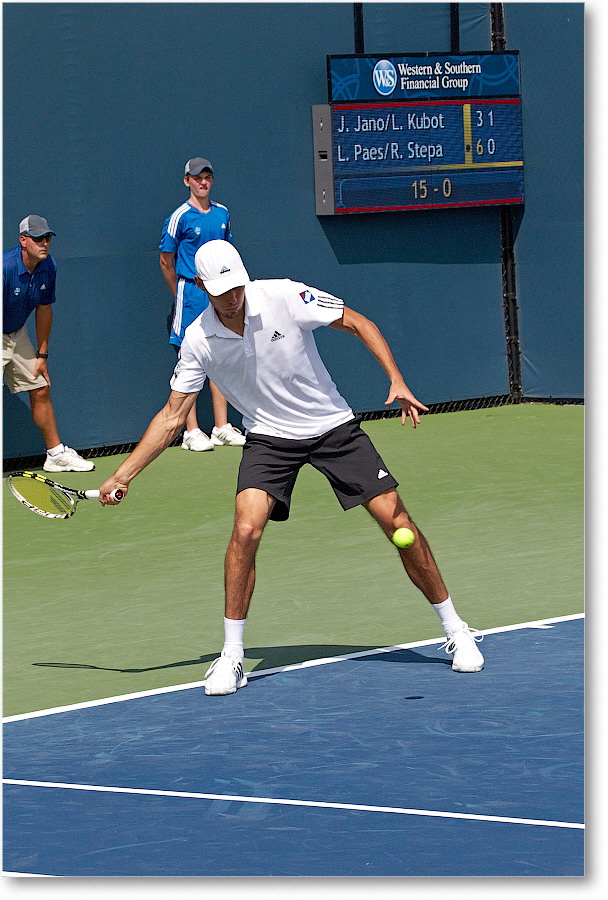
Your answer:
[328,53,521,102]
[313,52,523,215]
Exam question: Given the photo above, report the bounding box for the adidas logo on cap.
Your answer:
[195,240,250,295]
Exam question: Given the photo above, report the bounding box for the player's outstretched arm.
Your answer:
[98,390,198,504]
[330,306,429,428]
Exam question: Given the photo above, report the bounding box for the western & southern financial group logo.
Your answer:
[372,59,397,96]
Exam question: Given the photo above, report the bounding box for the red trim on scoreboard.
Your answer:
[337,197,524,214]
[333,98,522,110]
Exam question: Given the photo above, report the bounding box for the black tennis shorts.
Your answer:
[236,417,399,521]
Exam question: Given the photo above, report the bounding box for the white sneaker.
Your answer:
[181,429,214,451]
[43,446,95,472]
[204,652,248,696]
[211,424,246,447]
[441,624,484,672]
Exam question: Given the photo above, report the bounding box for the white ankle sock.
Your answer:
[223,616,246,659]
[47,444,64,456]
[432,596,465,636]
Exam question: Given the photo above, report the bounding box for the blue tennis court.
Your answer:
[3,615,583,876]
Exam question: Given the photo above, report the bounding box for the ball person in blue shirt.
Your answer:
[3,215,94,472]
[159,158,245,450]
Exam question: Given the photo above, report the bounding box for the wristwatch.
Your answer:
[36,351,48,359]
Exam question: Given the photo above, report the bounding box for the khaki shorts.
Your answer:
[3,327,49,394]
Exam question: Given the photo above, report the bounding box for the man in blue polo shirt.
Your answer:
[159,157,245,451]
[3,215,94,472]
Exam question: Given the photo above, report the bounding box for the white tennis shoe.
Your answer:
[204,652,248,695]
[211,424,246,446]
[442,624,484,672]
[43,446,95,472]
[181,429,214,451]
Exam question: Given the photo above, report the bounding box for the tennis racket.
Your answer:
[6,471,123,519]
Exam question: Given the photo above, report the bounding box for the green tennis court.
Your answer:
[3,403,583,719]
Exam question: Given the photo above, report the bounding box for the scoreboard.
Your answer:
[313,52,524,215]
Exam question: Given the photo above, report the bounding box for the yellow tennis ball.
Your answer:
[392,527,415,548]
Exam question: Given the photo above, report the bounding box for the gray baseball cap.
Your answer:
[184,157,214,176]
[19,215,56,237]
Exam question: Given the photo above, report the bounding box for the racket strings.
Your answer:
[11,477,74,516]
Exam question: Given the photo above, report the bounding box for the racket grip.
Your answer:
[84,489,124,502]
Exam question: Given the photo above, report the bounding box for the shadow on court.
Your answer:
[31,645,450,676]
[3,406,583,717]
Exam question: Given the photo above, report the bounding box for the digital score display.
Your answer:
[312,52,524,215]
[313,98,524,214]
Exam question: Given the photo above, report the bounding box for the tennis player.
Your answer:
[100,241,484,694]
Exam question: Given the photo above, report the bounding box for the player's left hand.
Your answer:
[385,381,429,428]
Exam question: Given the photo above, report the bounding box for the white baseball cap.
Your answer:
[195,240,250,295]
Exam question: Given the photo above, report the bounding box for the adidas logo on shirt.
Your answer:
[378,469,389,479]
[271,331,285,342]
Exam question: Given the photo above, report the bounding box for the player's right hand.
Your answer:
[99,479,128,505]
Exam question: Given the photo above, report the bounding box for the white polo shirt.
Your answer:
[170,279,355,439]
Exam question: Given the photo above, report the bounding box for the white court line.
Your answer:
[2,779,584,831]
[3,612,584,724]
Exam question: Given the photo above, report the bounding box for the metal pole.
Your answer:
[354,4,364,54]
[501,208,523,398]
[450,4,460,52]
[491,3,522,400]
[490,4,506,51]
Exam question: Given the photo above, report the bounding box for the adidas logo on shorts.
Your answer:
[271,331,285,342]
